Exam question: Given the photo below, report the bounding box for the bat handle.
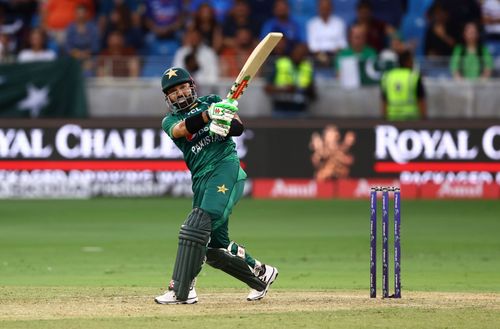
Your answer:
[224,98,238,106]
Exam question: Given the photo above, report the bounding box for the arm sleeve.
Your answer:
[162,116,181,139]
[227,119,244,137]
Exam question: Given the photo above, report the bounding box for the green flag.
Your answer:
[0,57,88,118]
[363,56,398,85]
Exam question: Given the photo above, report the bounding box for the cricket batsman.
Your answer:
[154,67,278,304]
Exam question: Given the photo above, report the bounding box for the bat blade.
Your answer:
[227,32,283,100]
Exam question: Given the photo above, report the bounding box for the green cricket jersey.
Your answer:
[449,45,493,80]
[161,95,240,179]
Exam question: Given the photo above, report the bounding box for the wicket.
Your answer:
[370,186,401,298]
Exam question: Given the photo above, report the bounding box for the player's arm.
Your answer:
[171,111,210,138]
[171,100,239,138]
[227,113,244,136]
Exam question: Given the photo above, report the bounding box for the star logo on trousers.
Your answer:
[217,184,229,194]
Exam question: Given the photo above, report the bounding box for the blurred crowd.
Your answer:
[0,0,498,82]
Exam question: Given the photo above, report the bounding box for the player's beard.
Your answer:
[167,86,197,113]
[175,94,192,109]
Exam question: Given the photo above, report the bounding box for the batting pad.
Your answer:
[172,208,211,301]
[206,248,267,291]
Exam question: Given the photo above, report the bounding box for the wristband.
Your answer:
[228,119,244,136]
[185,112,205,134]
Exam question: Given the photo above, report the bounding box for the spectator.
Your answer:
[482,0,500,37]
[219,27,256,77]
[189,0,234,23]
[424,2,455,57]
[10,0,38,27]
[0,33,16,63]
[389,33,411,56]
[17,28,57,63]
[335,24,377,88]
[480,0,500,55]
[0,3,24,53]
[143,0,183,41]
[96,30,140,77]
[172,27,219,86]
[100,0,143,50]
[450,21,493,80]
[264,42,316,117]
[353,0,396,53]
[222,0,259,49]
[306,0,347,67]
[191,2,223,52]
[434,0,481,42]
[65,4,100,76]
[247,0,274,30]
[288,0,317,31]
[381,50,426,120]
[260,0,305,46]
[97,0,139,33]
[41,0,95,46]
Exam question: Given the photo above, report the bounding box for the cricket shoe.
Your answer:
[247,264,279,301]
[155,281,198,305]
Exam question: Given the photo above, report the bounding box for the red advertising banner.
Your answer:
[252,179,499,199]
[420,182,499,199]
[336,179,418,199]
[253,179,335,199]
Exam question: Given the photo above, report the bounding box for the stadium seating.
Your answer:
[143,38,179,57]
[141,55,176,77]
[407,0,434,17]
[333,0,357,26]
[370,0,406,27]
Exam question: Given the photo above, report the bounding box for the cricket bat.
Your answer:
[226,32,283,101]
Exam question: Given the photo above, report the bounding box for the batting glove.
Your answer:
[207,99,239,124]
[209,121,231,137]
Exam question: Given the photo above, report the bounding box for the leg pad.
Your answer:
[172,208,211,300]
[206,248,266,291]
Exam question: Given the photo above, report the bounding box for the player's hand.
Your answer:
[217,99,239,111]
[209,120,230,137]
[207,100,239,123]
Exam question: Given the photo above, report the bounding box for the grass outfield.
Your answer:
[1,198,499,328]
